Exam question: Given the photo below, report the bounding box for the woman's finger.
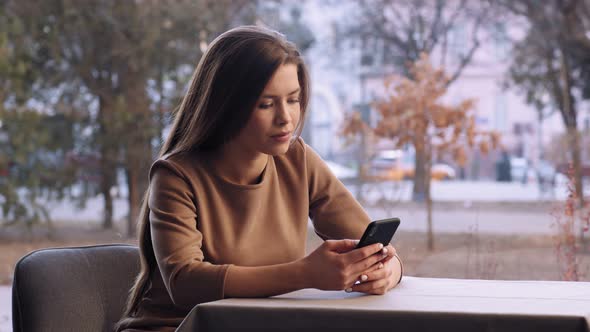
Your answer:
[342,242,384,264]
[382,244,396,257]
[348,249,389,276]
[356,264,388,283]
[349,277,390,294]
[324,239,360,254]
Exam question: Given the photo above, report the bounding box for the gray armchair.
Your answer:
[12,244,140,332]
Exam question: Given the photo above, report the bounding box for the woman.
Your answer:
[116,25,402,332]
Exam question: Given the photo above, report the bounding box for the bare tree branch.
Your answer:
[424,0,445,51]
[446,6,486,86]
[346,0,487,86]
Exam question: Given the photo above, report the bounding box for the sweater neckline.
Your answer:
[204,154,273,190]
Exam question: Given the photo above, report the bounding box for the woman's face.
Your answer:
[232,63,301,157]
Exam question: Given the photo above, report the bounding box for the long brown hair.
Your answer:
[118,25,310,324]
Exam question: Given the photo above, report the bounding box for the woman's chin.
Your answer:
[265,142,291,156]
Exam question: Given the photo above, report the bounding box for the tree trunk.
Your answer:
[566,127,586,246]
[558,45,583,206]
[123,90,153,238]
[126,121,151,238]
[413,149,427,202]
[99,155,114,229]
[126,166,140,238]
[98,98,117,229]
[354,132,369,202]
[557,45,585,244]
[566,128,584,206]
[425,145,434,251]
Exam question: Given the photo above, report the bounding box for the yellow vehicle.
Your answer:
[404,163,456,181]
[363,150,456,181]
[362,150,411,181]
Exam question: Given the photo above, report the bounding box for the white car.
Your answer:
[510,157,536,183]
[325,161,357,180]
[431,163,456,180]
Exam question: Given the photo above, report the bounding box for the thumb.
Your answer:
[325,239,359,253]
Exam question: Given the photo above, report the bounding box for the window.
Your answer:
[494,93,508,131]
[448,24,467,60]
[492,23,510,60]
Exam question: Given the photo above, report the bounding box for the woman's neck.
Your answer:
[212,144,268,185]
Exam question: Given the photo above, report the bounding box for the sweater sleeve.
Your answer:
[148,159,231,310]
[303,139,371,240]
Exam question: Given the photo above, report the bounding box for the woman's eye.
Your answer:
[288,99,300,104]
[259,103,273,109]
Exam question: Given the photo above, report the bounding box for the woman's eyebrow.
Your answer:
[261,88,300,98]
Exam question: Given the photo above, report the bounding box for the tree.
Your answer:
[337,0,497,200]
[342,54,499,250]
[0,110,78,233]
[0,3,79,234]
[498,0,590,209]
[6,0,258,236]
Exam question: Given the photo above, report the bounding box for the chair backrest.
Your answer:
[12,244,140,332]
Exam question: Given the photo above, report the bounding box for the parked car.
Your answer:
[0,163,8,177]
[510,157,536,184]
[325,161,356,180]
[364,150,455,181]
[536,160,556,183]
[403,162,456,181]
[363,150,409,181]
[431,163,457,180]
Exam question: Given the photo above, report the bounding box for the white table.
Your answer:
[177,276,590,332]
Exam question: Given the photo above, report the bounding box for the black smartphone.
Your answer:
[356,218,400,249]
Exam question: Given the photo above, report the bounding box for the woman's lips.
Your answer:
[271,132,291,143]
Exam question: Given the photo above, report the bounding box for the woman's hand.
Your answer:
[347,244,401,295]
[301,240,387,291]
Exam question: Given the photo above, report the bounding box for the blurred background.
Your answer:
[1,1,590,325]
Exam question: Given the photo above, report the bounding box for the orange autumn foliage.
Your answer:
[342,53,499,168]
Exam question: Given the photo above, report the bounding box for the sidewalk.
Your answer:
[347,179,578,203]
[0,286,10,332]
[43,180,576,225]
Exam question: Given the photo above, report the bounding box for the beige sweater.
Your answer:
[118,138,371,331]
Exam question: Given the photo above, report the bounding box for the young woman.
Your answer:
[116,25,402,332]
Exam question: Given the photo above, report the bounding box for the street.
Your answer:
[41,180,581,236]
[368,203,558,235]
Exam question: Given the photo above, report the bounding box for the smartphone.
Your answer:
[356,218,400,249]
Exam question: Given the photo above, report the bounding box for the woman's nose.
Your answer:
[275,101,292,125]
